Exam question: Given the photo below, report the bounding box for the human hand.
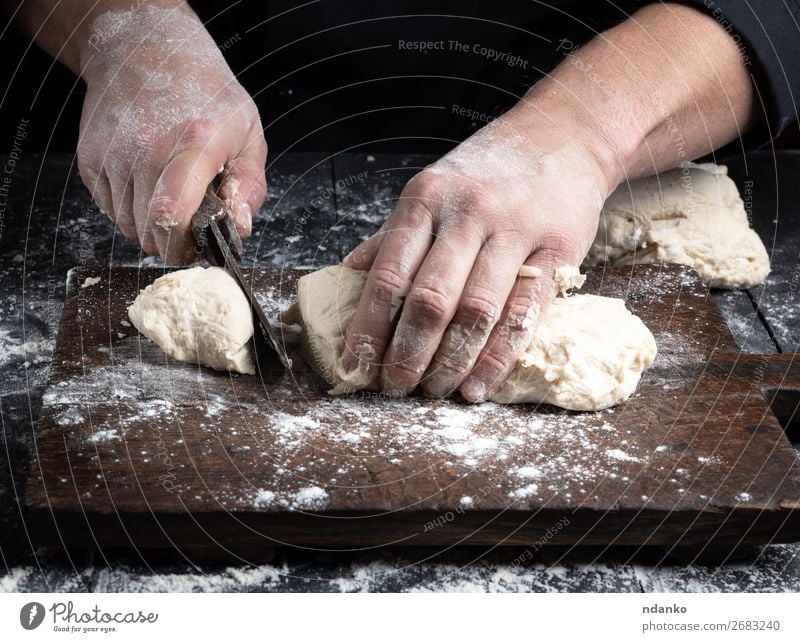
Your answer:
[342,114,614,402]
[76,6,266,263]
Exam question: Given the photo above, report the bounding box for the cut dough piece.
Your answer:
[294,265,376,394]
[128,266,255,374]
[585,162,769,289]
[293,265,657,411]
[492,294,657,410]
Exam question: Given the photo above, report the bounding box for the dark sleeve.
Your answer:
[638,0,800,155]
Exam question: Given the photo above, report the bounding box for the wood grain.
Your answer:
[25,264,800,551]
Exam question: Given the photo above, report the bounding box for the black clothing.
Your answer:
[1,1,798,155]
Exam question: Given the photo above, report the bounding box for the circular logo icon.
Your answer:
[20,602,45,630]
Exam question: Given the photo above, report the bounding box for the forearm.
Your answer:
[508,2,756,190]
[5,0,190,75]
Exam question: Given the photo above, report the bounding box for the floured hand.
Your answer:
[342,113,614,402]
[76,4,267,263]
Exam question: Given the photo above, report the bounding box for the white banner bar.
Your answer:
[0,593,797,641]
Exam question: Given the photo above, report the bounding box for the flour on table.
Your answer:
[585,162,769,289]
[128,266,255,374]
[291,265,656,411]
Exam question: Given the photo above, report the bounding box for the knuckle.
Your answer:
[430,352,470,377]
[76,145,99,178]
[395,199,436,232]
[476,347,512,377]
[505,299,538,333]
[458,294,500,330]
[147,195,183,234]
[462,189,493,214]
[406,169,441,198]
[406,285,451,326]
[370,265,409,305]
[537,227,574,253]
[177,118,218,148]
[387,359,425,378]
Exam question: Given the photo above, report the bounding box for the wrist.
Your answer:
[76,2,198,80]
[500,93,630,201]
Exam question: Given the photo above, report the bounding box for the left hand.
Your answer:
[341,113,614,402]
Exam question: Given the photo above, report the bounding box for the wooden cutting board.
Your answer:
[25,265,800,556]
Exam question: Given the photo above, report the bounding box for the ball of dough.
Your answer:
[292,265,657,411]
[128,266,255,374]
[492,294,657,410]
[585,162,769,289]
[294,265,376,394]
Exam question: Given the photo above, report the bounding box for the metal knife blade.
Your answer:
[192,188,292,372]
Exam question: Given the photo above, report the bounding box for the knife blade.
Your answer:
[192,187,292,372]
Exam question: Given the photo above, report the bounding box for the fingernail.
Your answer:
[460,377,488,403]
[381,368,414,398]
[422,382,454,399]
[237,203,252,236]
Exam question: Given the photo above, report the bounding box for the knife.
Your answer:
[191,186,292,372]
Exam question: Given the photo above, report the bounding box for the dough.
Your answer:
[518,265,542,278]
[128,266,255,374]
[553,265,586,296]
[585,162,769,289]
[294,265,375,394]
[292,265,657,411]
[491,294,657,410]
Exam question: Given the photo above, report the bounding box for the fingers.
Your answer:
[218,120,268,238]
[381,228,484,395]
[133,177,159,255]
[340,201,436,385]
[148,144,228,264]
[343,231,383,270]
[459,251,561,403]
[110,170,137,247]
[77,151,138,241]
[421,235,527,398]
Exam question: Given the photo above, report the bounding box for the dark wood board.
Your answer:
[24,264,800,552]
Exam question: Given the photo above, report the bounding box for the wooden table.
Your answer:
[0,151,798,592]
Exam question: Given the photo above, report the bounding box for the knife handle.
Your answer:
[191,186,243,266]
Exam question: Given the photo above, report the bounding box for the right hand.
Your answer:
[76,6,267,263]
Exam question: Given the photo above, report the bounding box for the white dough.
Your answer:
[518,265,542,278]
[128,266,255,374]
[553,265,586,296]
[492,294,657,410]
[293,265,657,411]
[294,265,376,394]
[585,162,770,289]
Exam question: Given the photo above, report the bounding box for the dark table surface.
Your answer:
[0,151,798,592]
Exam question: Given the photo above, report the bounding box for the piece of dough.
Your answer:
[292,265,657,411]
[584,162,769,289]
[518,265,542,278]
[492,294,656,410]
[128,266,255,374]
[294,265,375,394]
[553,265,586,296]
